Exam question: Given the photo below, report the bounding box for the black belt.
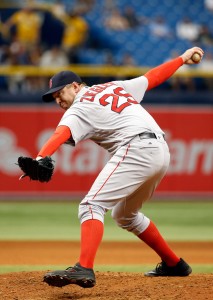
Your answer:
[139,132,165,140]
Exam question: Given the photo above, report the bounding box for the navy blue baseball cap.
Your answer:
[42,70,82,102]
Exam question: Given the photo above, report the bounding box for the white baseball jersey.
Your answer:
[58,75,170,234]
[58,75,164,155]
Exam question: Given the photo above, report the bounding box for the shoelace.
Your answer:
[155,262,166,274]
[66,266,77,272]
[66,264,85,273]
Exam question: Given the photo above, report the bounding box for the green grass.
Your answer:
[0,201,212,275]
[0,264,212,274]
[0,202,80,240]
[0,201,212,241]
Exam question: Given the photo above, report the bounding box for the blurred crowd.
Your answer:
[0,0,213,94]
[0,1,92,93]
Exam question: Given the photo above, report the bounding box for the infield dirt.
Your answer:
[0,241,213,300]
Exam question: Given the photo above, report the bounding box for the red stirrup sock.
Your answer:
[79,219,104,269]
[138,221,180,266]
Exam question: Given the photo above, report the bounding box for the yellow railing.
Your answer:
[0,65,212,78]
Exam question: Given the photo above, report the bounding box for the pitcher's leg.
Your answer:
[77,143,148,269]
[79,219,104,269]
[138,221,180,266]
[111,173,164,236]
[111,167,181,268]
[112,198,190,275]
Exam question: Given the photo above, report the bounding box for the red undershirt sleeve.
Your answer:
[37,125,71,157]
[144,57,184,91]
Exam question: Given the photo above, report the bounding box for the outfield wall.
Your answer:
[0,105,212,197]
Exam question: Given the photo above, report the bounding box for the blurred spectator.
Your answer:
[26,44,46,93]
[166,50,195,91]
[199,52,213,71]
[50,0,67,19]
[74,0,95,15]
[3,42,45,94]
[2,7,43,47]
[205,0,213,13]
[101,50,117,82]
[40,8,64,49]
[39,46,69,67]
[105,50,117,66]
[119,52,136,67]
[149,16,173,39]
[3,44,27,94]
[14,43,69,93]
[28,45,43,66]
[103,0,116,13]
[176,17,200,42]
[0,45,13,90]
[52,8,89,63]
[61,10,88,50]
[8,41,30,64]
[0,45,9,64]
[196,24,213,46]
[198,52,213,90]
[117,52,136,80]
[123,6,140,28]
[105,9,129,30]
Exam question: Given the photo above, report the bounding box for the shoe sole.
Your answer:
[43,274,96,288]
[144,272,191,277]
[144,267,192,277]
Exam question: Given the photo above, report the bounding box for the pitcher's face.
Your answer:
[53,82,81,110]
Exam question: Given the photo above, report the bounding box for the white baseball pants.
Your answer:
[78,134,170,235]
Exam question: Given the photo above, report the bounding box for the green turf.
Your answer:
[0,201,213,241]
[0,264,212,274]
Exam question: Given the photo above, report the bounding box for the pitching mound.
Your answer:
[1,271,212,300]
[1,241,213,299]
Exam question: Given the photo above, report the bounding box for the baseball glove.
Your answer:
[17,156,54,182]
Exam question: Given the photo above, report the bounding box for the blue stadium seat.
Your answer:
[76,0,213,65]
[1,0,212,66]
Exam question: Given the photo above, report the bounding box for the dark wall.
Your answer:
[0,90,212,105]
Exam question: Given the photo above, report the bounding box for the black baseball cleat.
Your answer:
[144,258,192,277]
[43,262,96,288]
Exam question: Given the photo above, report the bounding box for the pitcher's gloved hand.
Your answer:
[17,156,54,182]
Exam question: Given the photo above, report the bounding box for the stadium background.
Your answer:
[0,0,212,198]
[0,1,213,299]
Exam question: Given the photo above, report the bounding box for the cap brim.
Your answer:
[42,84,67,102]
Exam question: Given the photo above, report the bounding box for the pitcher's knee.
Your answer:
[78,202,107,224]
[112,211,150,235]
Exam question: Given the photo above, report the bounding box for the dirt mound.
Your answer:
[1,241,213,299]
[0,271,212,300]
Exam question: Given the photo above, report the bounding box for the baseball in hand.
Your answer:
[192,52,201,63]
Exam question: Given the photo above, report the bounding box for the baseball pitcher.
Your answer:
[18,46,204,288]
